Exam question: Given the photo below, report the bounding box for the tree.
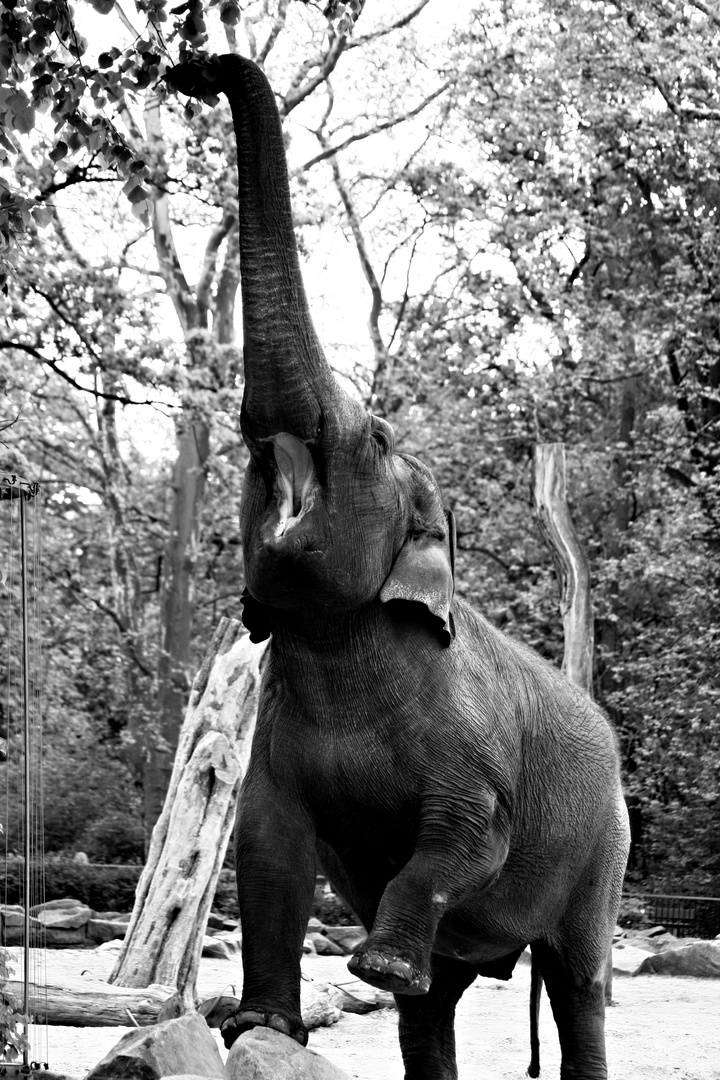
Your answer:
[1,0,452,836]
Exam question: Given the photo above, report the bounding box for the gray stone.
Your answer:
[303,936,316,954]
[201,935,233,960]
[30,897,85,916]
[307,917,325,932]
[226,1027,352,1080]
[204,930,242,955]
[206,912,225,931]
[36,904,92,929]
[44,925,89,947]
[637,940,720,977]
[308,932,346,957]
[322,926,367,954]
[85,1055,160,1080]
[74,851,90,864]
[88,918,129,944]
[84,1014,224,1080]
[611,942,652,975]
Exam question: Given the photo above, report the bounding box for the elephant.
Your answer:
[166,55,630,1080]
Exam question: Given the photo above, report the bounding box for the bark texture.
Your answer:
[109,619,267,1006]
[533,443,594,695]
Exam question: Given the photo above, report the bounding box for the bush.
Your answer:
[0,858,142,912]
[77,813,145,864]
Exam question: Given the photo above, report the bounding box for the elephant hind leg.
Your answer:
[533,942,607,1080]
[395,955,476,1080]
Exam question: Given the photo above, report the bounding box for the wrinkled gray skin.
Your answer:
[167,55,630,1080]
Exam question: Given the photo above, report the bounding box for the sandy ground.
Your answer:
[20,947,720,1079]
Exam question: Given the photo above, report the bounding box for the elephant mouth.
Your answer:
[266,432,317,539]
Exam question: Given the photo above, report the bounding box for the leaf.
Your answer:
[32,205,52,227]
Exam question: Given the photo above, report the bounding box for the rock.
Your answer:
[198,994,240,1029]
[226,1026,352,1080]
[74,851,90,864]
[43,925,89,947]
[204,930,242,955]
[36,904,92,929]
[303,936,316,954]
[637,940,720,977]
[206,912,225,931]
[30,898,85,916]
[322,926,367,954]
[96,939,124,953]
[647,932,680,952]
[87,919,129,945]
[95,911,132,923]
[84,1055,160,1080]
[300,980,344,1029]
[307,917,325,932]
[308,932,346,957]
[201,935,233,960]
[2,908,44,947]
[333,979,395,1014]
[84,1014,224,1080]
[222,918,240,932]
[611,943,653,975]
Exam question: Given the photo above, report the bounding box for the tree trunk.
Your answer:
[144,417,211,832]
[110,618,267,1008]
[533,443,594,696]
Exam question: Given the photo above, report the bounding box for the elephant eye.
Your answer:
[370,415,395,453]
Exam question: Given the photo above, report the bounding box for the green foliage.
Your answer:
[0,857,143,910]
[0,948,28,1062]
[0,0,718,901]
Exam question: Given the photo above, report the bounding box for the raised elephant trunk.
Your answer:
[167,55,338,448]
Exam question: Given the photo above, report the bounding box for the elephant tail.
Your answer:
[527,948,543,1078]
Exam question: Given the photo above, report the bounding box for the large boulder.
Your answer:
[87,918,129,945]
[307,933,346,957]
[611,942,654,975]
[84,1014,224,1080]
[321,926,366,955]
[637,940,720,976]
[225,1027,352,1080]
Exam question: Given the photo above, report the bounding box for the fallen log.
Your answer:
[3,976,344,1030]
[5,977,174,1027]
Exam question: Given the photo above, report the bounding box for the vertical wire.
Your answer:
[2,496,13,949]
[34,495,48,1065]
[19,494,31,1069]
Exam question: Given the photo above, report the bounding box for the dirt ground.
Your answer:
[25,947,720,1079]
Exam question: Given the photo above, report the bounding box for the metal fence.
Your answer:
[624,894,720,938]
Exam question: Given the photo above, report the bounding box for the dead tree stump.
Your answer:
[533,442,594,696]
[109,617,267,1008]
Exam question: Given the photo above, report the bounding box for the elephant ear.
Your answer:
[380,511,456,646]
[241,587,273,643]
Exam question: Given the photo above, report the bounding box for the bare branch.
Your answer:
[299,81,449,172]
[317,132,388,409]
[282,35,346,116]
[257,0,289,65]
[345,0,432,48]
[144,91,199,333]
[0,341,160,405]
[196,211,237,327]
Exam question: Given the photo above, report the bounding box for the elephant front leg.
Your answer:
[222,782,316,1050]
[349,806,508,995]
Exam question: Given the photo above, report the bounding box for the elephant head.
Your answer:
[167,55,455,642]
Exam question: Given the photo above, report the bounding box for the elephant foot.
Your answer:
[348,949,432,995]
[220,1007,308,1050]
